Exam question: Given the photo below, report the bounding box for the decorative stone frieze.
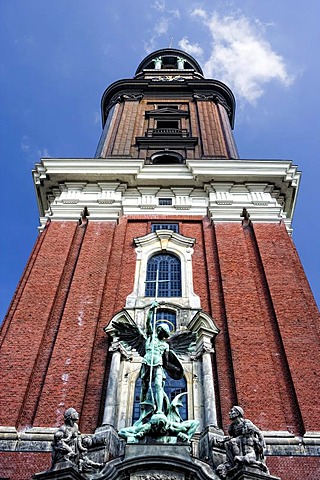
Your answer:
[32,157,300,234]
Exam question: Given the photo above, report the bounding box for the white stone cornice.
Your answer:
[33,157,301,186]
[187,158,300,183]
[32,157,301,233]
[33,157,145,177]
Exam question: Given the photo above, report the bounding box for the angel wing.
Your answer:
[167,330,197,357]
[112,319,146,357]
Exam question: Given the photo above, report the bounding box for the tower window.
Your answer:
[156,104,179,110]
[151,151,184,165]
[151,223,179,233]
[159,198,172,206]
[145,253,182,297]
[156,120,179,130]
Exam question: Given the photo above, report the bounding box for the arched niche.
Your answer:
[102,309,220,432]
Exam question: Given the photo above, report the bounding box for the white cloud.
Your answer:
[152,0,179,18]
[192,10,294,104]
[144,16,169,53]
[94,111,100,124]
[37,148,51,158]
[144,37,157,55]
[145,3,180,53]
[170,8,180,19]
[21,135,31,152]
[154,17,169,36]
[178,38,203,58]
[191,8,207,19]
[152,0,166,12]
[21,135,51,159]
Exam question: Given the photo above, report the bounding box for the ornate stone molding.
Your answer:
[1,426,319,456]
[105,92,143,116]
[151,75,186,82]
[126,230,200,310]
[32,157,300,234]
[193,93,231,115]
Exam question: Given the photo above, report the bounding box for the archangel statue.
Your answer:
[112,301,198,442]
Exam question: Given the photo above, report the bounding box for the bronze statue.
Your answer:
[113,301,198,441]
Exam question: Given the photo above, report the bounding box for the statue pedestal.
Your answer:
[94,423,125,463]
[121,442,218,480]
[33,463,85,480]
[124,441,191,461]
[226,465,280,480]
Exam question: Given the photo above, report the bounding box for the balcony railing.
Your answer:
[145,128,189,137]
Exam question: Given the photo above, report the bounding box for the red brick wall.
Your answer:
[267,456,320,480]
[253,223,320,432]
[80,216,137,431]
[1,218,319,436]
[0,217,319,480]
[0,222,77,427]
[0,451,51,480]
[33,221,117,429]
[0,222,49,345]
[214,223,289,431]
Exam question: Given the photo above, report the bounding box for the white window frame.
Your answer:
[125,229,200,309]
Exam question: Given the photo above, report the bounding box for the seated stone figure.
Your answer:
[51,408,86,466]
[215,406,268,478]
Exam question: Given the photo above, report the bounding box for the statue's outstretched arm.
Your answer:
[146,300,158,336]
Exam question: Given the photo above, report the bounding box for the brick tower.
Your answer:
[0,49,319,480]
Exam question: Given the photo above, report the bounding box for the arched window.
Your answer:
[132,376,187,424]
[156,308,176,332]
[151,151,184,165]
[153,154,181,165]
[148,309,177,331]
[145,254,182,297]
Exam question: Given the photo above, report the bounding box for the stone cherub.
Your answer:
[113,302,198,441]
[215,406,269,478]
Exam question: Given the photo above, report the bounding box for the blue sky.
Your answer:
[1,0,319,320]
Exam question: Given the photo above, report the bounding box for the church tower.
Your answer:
[0,48,319,480]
